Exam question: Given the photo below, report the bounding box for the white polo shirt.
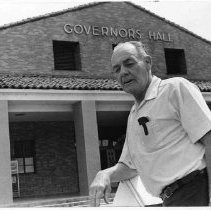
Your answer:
[119,76,211,197]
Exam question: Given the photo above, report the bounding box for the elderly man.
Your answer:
[89,41,211,206]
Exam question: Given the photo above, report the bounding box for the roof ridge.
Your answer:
[0,1,109,30]
[0,1,210,45]
[125,1,211,45]
[0,72,114,80]
[1,72,211,82]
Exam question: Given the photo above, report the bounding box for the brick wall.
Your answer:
[0,2,211,80]
[9,121,79,198]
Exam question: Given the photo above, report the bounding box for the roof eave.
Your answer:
[126,1,211,45]
[0,88,133,102]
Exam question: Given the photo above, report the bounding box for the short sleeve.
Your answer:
[118,136,136,169]
[170,78,211,143]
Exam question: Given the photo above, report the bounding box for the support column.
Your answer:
[0,101,13,204]
[73,101,101,195]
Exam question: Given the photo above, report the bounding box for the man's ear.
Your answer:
[145,55,152,69]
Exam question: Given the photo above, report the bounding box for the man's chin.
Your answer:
[123,86,134,94]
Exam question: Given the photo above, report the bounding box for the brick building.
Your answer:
[0,1,211,204]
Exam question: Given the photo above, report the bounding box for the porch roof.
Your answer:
[0,73,211,92]
[0,73,122,91]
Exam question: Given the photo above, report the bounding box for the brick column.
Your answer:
[73,101,101,195]
[0,101,13,204]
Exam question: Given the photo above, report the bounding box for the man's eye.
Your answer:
[113,66,120,73]
[124,62,134,67]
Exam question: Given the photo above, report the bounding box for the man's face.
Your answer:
[111,43,151,98]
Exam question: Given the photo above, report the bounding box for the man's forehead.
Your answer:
[111,43,138,64]
[114,43,136,54]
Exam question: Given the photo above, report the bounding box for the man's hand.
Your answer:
[89,163,137,206]
[89,170,111,207]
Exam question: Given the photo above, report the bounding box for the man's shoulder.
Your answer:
[161,77,188,85]
[160,77,194,90]
[159,77,199,98]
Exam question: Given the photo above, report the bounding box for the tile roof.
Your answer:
[192,80,211,92]
[0,2,210,45]
[0,73,211,93]
[0,73,122,91]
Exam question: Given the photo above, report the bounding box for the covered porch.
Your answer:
[0,88,133,205]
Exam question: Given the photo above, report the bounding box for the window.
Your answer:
[53,40,81,71]
[13,141,35,174]
[164,48,187,74]
[112,44,118,50]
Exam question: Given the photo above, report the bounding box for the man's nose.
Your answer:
[120,64,129,75]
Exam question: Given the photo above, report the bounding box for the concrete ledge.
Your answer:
[0,194,115,207]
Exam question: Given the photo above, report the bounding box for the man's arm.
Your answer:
[199,130,211,145]
[89,162,137,206]
[199,130,211,199]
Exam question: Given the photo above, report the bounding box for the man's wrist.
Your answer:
[102,165,117,182]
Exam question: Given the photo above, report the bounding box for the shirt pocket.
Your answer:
[152,117,182,150]
[136,116,158,152]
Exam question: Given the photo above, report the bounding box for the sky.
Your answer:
[0,0,211,41]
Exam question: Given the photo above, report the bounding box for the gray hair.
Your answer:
[114,41,149,58]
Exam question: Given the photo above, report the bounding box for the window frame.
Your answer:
[12,141,35,174]
[164,48,187,75]
[53,40,81,71]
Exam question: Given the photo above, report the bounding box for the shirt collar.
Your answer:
[131,76,162,112]
[144,75,162,101]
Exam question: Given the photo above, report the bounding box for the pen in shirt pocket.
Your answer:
[138,116,150,135]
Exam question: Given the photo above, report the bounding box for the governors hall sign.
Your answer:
[64,24,173,42]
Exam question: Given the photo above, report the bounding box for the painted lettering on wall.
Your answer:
[148,31,172,42]
[64,24,142,39]
[63,24,173,42]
